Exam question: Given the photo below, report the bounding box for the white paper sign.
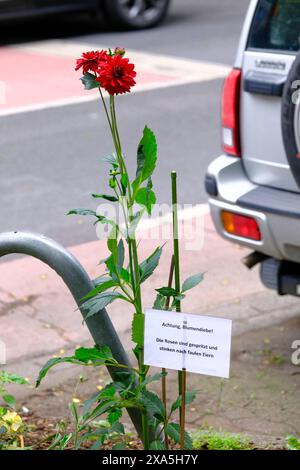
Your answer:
[144,309,232,379]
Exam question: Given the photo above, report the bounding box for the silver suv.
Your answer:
[206,0,300,297]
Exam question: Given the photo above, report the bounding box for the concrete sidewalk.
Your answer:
[0,213,299,446]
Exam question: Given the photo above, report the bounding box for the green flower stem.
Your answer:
[110,96,124,174]
[104,93,149,450]
[111,187,136,304]
[114,179,136,295]
[110,97,133,205]
[98,87,114,138]
[109,97,143,316]
[128,239,136,294]
[110,98,122,157]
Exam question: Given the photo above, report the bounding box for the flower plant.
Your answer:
[0,371,27,449]
[37,47,203,450]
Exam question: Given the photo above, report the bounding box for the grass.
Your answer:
[286,435,300,451]
[192,427,252,451]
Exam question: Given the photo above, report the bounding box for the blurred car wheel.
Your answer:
[102,0,170,30]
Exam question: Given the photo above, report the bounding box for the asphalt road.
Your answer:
[0,0,250,248]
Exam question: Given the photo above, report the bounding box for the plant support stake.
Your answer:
[171,171,187,450]
[162,255,175,450]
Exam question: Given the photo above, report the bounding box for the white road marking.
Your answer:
[16,40,230,83]
[111,203,210,252]
[136,203,209,251]
[137,203,209,232]
[0,40,230,117]
[0,94,100,117]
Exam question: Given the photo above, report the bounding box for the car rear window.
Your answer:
[248,0,300,52]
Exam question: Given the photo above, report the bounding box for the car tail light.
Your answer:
[221,211,261,241]
[222,68,241,157]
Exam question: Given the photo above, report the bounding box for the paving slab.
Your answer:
[0,213,299,446]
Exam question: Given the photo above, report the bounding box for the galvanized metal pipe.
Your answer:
[0,231,143,437]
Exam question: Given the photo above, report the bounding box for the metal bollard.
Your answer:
[0,231,143,438]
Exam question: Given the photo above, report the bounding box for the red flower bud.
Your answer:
[114,47,126,57]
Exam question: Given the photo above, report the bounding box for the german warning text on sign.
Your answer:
[144,309,232,379]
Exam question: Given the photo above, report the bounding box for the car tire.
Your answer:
[282,51,300,189]
[101,0,170,30]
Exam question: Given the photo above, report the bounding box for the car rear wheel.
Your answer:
[282,51,300,189]
[102,0,170,30]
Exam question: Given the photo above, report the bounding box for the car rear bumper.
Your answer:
[206,155,300,263]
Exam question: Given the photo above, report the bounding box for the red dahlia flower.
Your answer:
[97,54,136,96]
[75,50,107,75]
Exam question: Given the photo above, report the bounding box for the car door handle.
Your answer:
[244,71,286,97]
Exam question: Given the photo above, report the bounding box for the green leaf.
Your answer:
[109,178,116,189]
[83,391,101,417]
[92,194,119,202]
[132,126,157,196]
[156,287,178,297]
[101,154,118,167]
[117,239,125,272]
[94,276,113,286]
[121,174,128,194]
[74,345,115,364]
[80,72,99,90]
[174,294,185,301]
[132,313,145,346]
[132,344,140,362]
[182,273,204,293]
[69,402,80,424]
[105,254,117,277]
[82,292,124,319]
[107,231,118,256]
[150,440,165,450]
[95,214,118,230]
[171,294,185,309]
[139,246,163,284]
[120,268,130,283]
[108,409,122,425]
[87,400,118,422]
[140,390,165,422]
[112,442,126,450]
[111,421,125,435]
[165,423,193,450]
[135,187,156,215]
[2,394,16,408]
[113,371,135,392]
[82,280,118,301]
[127,211,144,239]
[170,390,197,414]
[0,371,28,385]
[67,208,96,217]
[36,357,80,387]
[153,293,167,310]
[141,372,167,387]
[99,383,117,398]
[48,433,73,451]
[36,346,117,387]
